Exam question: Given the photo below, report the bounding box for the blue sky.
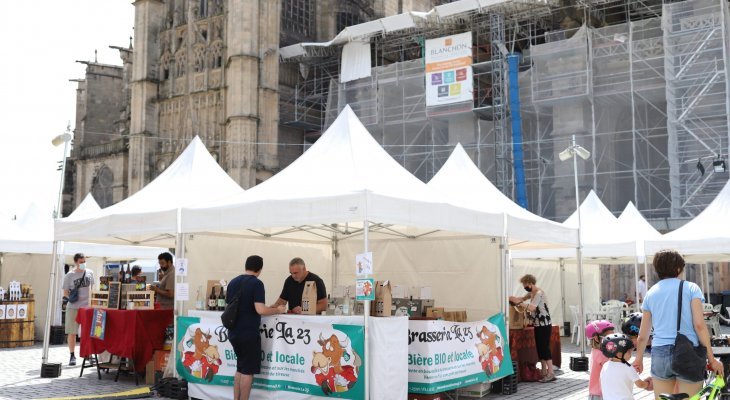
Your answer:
[0,0,134,219]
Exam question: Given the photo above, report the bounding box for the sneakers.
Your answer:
[69,354,76,366]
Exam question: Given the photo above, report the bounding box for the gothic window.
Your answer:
[336,11,363,32]
[199,0,208,18]
[175,50,187,77]
[281,0,315,46]
[91,166,114,208]
[209,41,223,69]
[160,52,172,80]
[193,45,206,72]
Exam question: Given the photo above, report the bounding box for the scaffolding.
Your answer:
[280,0,730,221]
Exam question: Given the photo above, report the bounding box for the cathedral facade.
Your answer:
[64,0,433,214]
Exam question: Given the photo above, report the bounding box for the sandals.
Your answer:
[539,374,557,383]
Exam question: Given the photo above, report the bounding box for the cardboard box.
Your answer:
[426,307,444,319]
[154,350,170,371]
[456,382,491,398]
[145,361,155,384]
[408,392,448,400]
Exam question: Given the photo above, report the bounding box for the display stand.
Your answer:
[0,299,35,348]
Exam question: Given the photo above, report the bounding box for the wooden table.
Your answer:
[508,326,561,382]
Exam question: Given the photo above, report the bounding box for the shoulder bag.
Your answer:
[221,276,246,330]
[67,270,86,304]
[670,280,707,382]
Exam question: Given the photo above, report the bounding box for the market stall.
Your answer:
[179,106,575,399]
[511,193,661,340]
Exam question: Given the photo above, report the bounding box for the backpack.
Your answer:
[221,276,245,330]
[67,271,86,303]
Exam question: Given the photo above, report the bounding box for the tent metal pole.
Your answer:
[634,258,641,307]
[704,263,711,299]
[171,209,185,379]
[41,240,60,365]
[574,149,587,358]
[559,258,566,334]
[363,218,370,400]
[644,259,650,288]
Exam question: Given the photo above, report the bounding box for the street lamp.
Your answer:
[562,134,591,372]
[41,128,72,378]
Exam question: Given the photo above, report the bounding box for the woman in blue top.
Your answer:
[632,250,723,396]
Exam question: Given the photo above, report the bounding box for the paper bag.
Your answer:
[371,281,392,317]
[509,304,527,329]
[301,281,318,315]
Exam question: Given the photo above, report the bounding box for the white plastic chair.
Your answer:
[569,305,581,344]
[703,304,721,336]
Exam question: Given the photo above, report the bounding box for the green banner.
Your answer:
[407,313,513,394]
[176,315,365,399]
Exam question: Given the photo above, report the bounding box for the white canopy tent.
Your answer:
[179,106,577,399]
[49,137,245,370]
[0,197,165,341]
[426,144,583,331]
[511,191,656,348]
[55,136,245,247]
[645,179,730,262]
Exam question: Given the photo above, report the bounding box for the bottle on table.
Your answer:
[217,287,226,311]
[343,287,351,316]
[208,287,217,311]
[195,286,204,310]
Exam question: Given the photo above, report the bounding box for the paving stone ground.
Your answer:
[0,332,722,399]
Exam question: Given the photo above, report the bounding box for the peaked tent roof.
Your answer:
[617,202,661,262]
[69,193,101,218]
[0,201,164,259]
[512,190,638,261]
[55,136,244,246]
[427,144,576,248]
[645,179,730,261]
[182,106,512,241]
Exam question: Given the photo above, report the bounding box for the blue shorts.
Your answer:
[650,345,702,383]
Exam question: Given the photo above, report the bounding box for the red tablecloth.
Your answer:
[509,326,562,381]
[76,308,173,372]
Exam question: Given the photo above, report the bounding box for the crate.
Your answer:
[89,291,110,309]
[125,290,155,310]
[456,382,491,398]
[491,362,518,395]
[156,377,188,400]
[41,362,61,378]
[50,325,65,345]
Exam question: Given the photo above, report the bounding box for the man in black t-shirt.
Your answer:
[226,255,285,400]
[273,257,327,314]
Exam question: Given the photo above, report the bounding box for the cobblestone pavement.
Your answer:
[0,343,175,400]
[0,337,714,399]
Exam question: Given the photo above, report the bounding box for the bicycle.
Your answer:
[657,373,726,400]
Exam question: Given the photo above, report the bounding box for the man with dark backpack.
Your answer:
[226,255,285,400]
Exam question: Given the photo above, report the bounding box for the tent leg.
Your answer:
[634,259,640,307]
[41,241,60,371]
[559,259,566,335]
[363,219,370,400]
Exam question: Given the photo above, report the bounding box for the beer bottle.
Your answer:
[195,286,203,310]
[208,287,217,310]
[217,287,226,311]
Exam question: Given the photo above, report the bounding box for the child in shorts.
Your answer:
[599,333,653,400]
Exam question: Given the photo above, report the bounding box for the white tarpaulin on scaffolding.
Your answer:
[340,41,371,83]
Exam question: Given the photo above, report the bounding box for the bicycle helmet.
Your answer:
[601,333,634,365]
[585,320,615,340]
[622,312,642,336]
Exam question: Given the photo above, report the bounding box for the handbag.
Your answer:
[67,270,86,304]
[221,276,246,330]
[670,280,707,382]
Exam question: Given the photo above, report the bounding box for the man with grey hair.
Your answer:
[273,257,327,314]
